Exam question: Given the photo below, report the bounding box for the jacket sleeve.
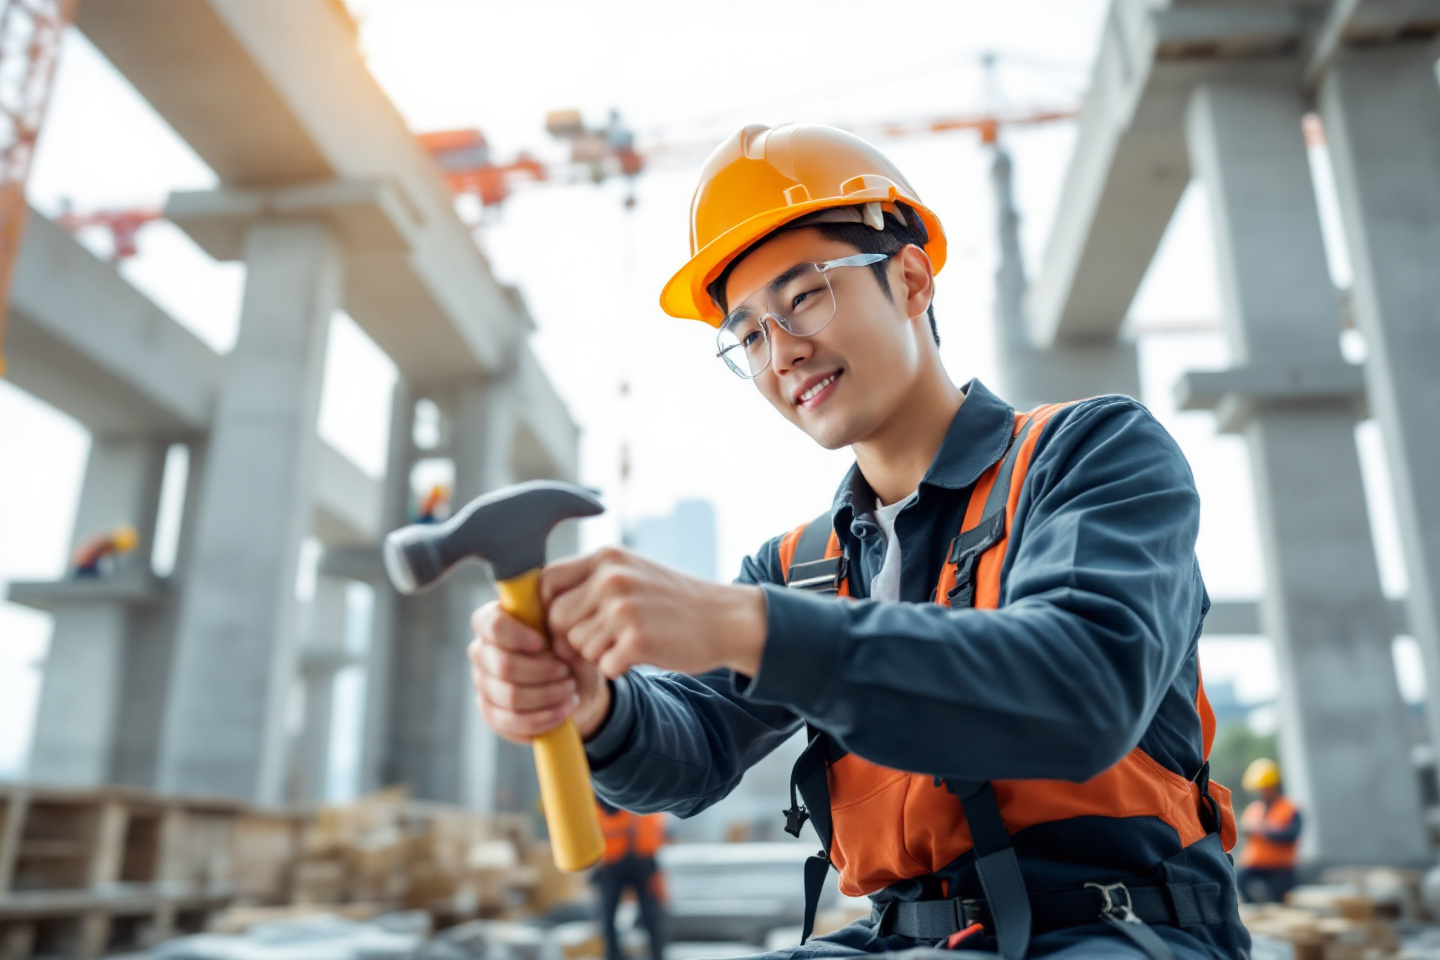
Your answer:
[737,396,1206,783]
[582,537,805,816]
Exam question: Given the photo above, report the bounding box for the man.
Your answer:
[593,801,667,960]
[1235,758,1302,904]
[469,124,1246,959]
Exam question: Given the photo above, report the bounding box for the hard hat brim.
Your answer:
[660,197,948,327]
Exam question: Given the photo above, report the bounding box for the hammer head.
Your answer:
[384,480,604,594]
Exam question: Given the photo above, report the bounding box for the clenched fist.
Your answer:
[467,602,611,745]
[468,547,768,746]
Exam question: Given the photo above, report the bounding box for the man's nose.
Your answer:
[768,322,812,375]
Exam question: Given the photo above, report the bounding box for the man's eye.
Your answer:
[792,286,824,310]
[741,331,763,349]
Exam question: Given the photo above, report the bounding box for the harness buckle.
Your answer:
[783,802,810,838]
[1086,881,1141,925]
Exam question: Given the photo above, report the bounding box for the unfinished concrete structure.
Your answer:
[1011,0,1440,864]
[6,0,580,811]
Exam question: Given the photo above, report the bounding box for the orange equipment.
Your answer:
[658,123,949,327]
[0,0,74,377]
[417,129,547,208]
[417,483,450,523]
[597,804,666,865]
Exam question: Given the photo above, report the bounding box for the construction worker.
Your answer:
[71,524,139,577]
[469,124,1245,959]
[593,800,667,960]
[1235,758,1302,904]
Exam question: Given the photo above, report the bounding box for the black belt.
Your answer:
[878,880,1227,943]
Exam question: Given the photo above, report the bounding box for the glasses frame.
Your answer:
[714,252,894,380]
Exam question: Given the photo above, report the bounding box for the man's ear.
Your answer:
[896,244,935,321]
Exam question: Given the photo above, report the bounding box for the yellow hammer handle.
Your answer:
[497,569,605,872]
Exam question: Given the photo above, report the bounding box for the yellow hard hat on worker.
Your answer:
[1242,758,1281,792]
[660,123,948,326]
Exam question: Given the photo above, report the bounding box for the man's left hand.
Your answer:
[540,547,768,679]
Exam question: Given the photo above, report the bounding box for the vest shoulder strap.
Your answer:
[784,511,846,594]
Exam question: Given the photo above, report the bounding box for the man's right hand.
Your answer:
[468,601,611,745]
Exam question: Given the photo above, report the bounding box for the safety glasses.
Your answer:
[714,252,893,379]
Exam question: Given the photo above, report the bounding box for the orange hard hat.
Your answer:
[660,123,948,326]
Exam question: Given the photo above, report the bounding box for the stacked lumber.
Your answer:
[1243,872,1433,960]
[275,788,583,923]
[0,784,242,960]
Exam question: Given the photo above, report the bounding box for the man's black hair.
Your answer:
[706,203,939,346]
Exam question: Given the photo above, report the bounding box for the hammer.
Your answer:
[383,479,606,871]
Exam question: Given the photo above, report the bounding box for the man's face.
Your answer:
[722,228,926,450]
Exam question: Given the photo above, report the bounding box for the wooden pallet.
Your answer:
[0,784,245,959]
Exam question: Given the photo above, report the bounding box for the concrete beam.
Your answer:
[77,0,531,381]
[313,442,381,547]
[6,204,385,546]
[6,208,219,436]
[1204,598,1408,636]
[1027,0,1440,348]
[1027,0,1199,345]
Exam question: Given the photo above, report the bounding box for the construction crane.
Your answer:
[62,99,1077,260]
[0,0,73,377]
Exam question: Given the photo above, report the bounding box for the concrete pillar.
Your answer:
[1184,73,1428,864]
[158,220,342,804]
[291,575,349,803]
[388,377,525,809]
[27,435,167,785]
[111,441,209,788]
[1319,43,1440,759]
[358,378,414,794]
[989,145,1140,409]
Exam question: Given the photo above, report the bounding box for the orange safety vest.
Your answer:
[598,806,666,864]
[1238,795,1299,870]
[778,403,1237,951]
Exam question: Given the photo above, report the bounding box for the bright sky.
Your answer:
[0,1,1426,779]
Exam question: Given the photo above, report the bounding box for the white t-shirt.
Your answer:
[869,490,918,602]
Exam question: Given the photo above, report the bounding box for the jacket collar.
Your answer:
[831,378,1016,533]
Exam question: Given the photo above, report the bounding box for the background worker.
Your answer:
[469,124,1246,959]
[70,524,138,577]
[1236,758,1303,904]
[593,801,667,960]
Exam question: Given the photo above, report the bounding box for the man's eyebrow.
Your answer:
[767,262,813,293]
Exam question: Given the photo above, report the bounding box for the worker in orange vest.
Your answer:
[1236,758,1303,903]
[470,124,1247,959]
[71,524,139,577]
[592,800,666,960]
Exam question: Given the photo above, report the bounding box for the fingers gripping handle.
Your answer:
[496,570,605,872]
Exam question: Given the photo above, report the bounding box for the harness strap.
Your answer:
[947,419,1032,608]
[944,780,1031,960]
[789,731,836,943]
[787,511,846,594]
[880,881,1226,941]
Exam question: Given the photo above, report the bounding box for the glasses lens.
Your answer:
[716,314,769,378]
[771,262,837,336]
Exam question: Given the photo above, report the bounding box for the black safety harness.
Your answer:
[780,423,1227,959]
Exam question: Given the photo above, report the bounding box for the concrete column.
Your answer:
[1185,74,1428,864]
[27,435,167,785]
[989,145,1140,408]
[111,441,209,788]
[358,378,414,794]
[158,220,342,804]
[1319,44,1440,759]
[291,575,349,803]
[388,377,521,808]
